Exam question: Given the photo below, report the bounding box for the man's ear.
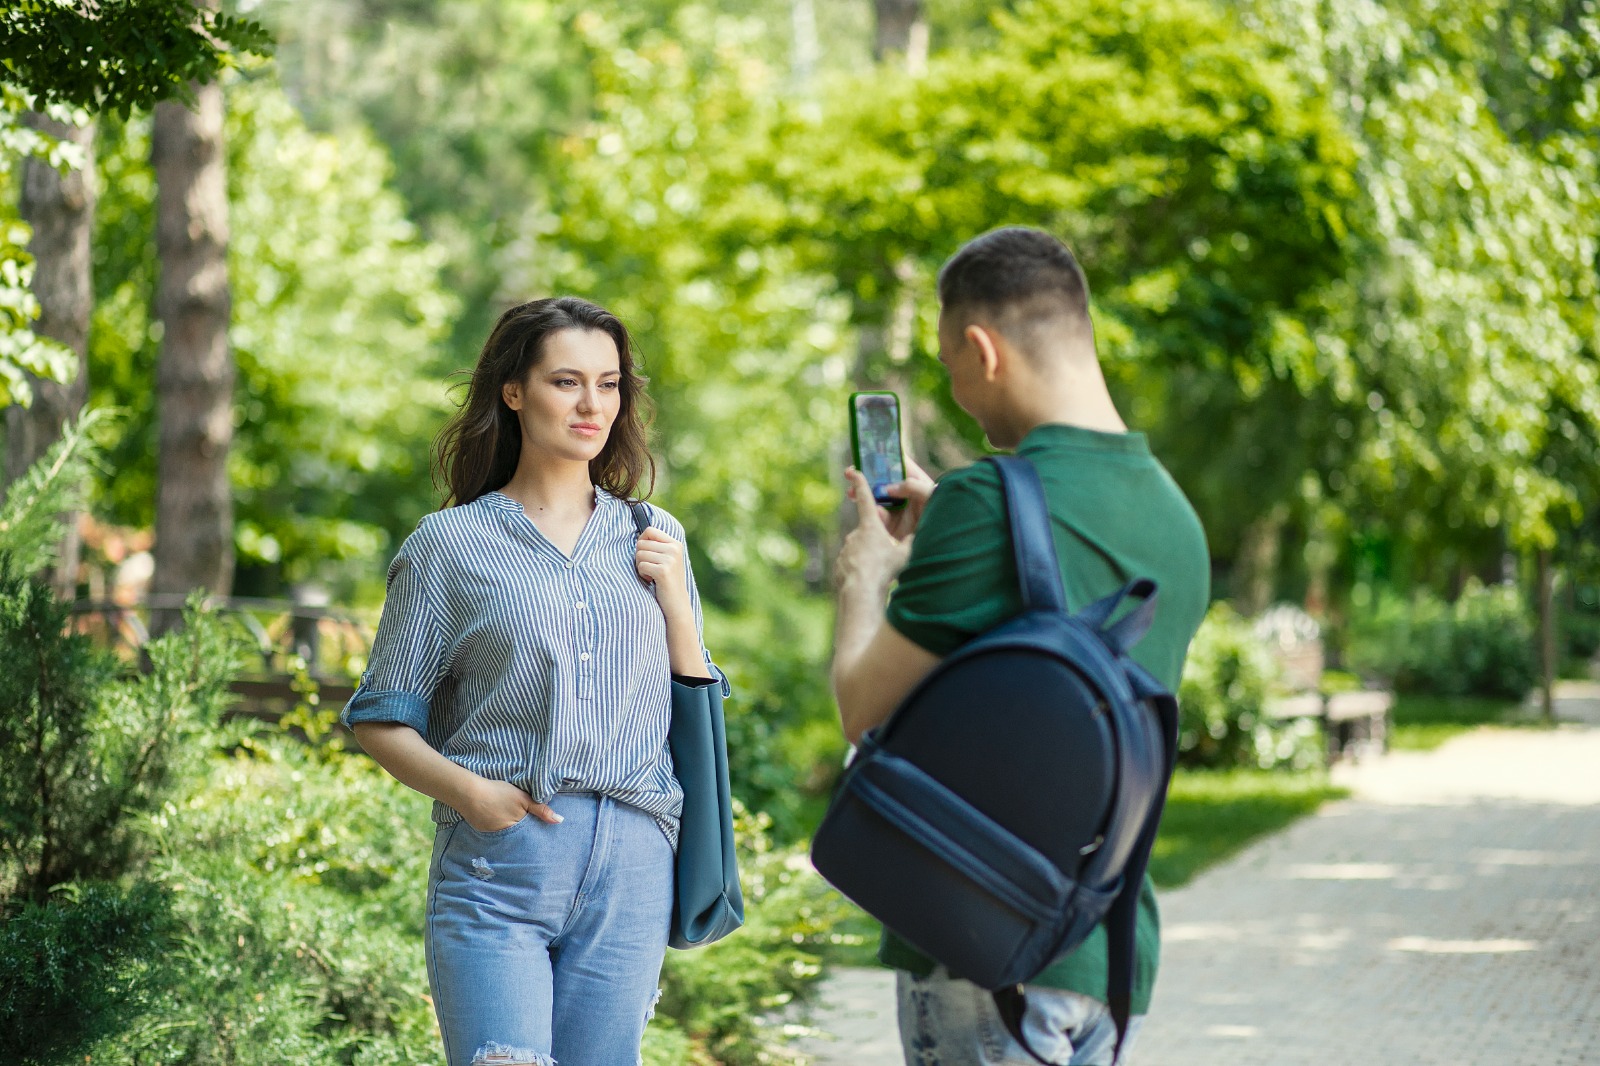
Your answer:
[966,324,1002,382]
[501,379,523,411]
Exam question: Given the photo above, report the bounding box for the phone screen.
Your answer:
[853,393,905,505]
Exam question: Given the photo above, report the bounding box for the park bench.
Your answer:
[1255,605,1393,765]
[1264,689,1393,765]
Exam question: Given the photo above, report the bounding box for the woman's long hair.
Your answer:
[433,296,656,507]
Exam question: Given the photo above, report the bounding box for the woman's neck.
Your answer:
[498,454,596,516]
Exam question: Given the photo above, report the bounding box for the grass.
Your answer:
[1387,694,1529,751]
[1149,768,1348,888]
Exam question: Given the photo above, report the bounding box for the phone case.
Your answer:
[849,390,907,509]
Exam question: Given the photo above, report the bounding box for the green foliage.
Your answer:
[0,880,174,1065]
[0,573,243,903]
[91,69,457,595]
[658,805,849,1066]
[83,737,440,1065]
[1346,582,1539,700]
[0,89,84,408]
[706,594,846,843]
[1177,603,1321,770]
[0,0,272,117]
[1239,0,1600,557]
[0,709,840,1065]
[0,408,105,576]
[256,0,583,368]
[1563,599,1600,672]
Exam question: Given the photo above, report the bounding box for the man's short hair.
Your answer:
[937,227,1093,357]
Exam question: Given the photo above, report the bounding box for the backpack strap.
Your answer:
[986,456,1068,614]
[991,986,1062,1065]
[1077,578,1161,658]
[1104,670,1179,1059]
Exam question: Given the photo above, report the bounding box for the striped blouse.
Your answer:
[340,487,717,846]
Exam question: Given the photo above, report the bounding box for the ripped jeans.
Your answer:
[426,792,674,1066]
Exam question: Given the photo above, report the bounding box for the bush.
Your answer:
[657,804,854,1066]
[73,733,439,1066]
[705,594,847,845]
[51,725,842,1066]
[0,569,242,903]
[0,881,173,1066]
[1562,583,1600,671]
[1346,582,1537,700]
[1177,604,1321,770]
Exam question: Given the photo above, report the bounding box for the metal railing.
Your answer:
[69,595,374,713]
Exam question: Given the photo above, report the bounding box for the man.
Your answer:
[832,226,1210,1066]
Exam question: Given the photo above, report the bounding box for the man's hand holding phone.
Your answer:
[838,457,934,601]
[847,458,935,542]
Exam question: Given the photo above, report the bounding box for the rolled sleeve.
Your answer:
[341,528,450,733]
[885,470,1014,658]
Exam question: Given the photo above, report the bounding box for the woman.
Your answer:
[341,296,716,1066]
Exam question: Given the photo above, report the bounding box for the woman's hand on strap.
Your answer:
[636,525,712,678]
[635,526,693,621]
[459,778,563,833]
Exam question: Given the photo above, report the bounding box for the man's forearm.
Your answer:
[831,574,894,740]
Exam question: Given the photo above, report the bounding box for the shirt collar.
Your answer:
[1018,422,1150,457]
[478,485,615,512]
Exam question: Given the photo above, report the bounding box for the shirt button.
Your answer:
[580,652,590,662]
[575,601,585,609]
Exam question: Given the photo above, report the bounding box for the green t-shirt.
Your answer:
[880,422,1210,1014]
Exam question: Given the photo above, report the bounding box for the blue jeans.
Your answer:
[897,967,1145,1066]
[425,792,674,1066]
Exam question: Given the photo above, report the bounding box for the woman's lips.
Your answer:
[571,423,602,436]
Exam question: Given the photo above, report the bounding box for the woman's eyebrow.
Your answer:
[545,367,622,376]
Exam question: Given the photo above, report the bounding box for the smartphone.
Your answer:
[849,391,907,509]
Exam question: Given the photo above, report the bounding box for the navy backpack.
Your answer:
[810,456,1180,1063]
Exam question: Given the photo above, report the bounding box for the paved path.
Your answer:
[796,683,1600,1065]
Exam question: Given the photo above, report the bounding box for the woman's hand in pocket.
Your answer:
[461,778,562,833]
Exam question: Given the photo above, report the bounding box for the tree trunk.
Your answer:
[1234,503,1289,616]
[152,71,234,618]
[856,2,925,420]
[874,0,929,72]
[791,0,819,85]
[1537,549,1555,721]
[833,0,929,563]
[4,114,95,599]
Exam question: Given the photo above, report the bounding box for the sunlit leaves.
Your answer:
[1249,0,1600,552]
[0,0,272,117]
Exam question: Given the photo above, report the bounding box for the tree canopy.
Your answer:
[0,0,271,117]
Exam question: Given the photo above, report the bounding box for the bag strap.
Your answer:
[986,456,1068,614]
[1105,680,1179,1059]
[991,986,1059,1065]
[1076,578,1161,657]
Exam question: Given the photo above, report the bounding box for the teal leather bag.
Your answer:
[631,502,745,949]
